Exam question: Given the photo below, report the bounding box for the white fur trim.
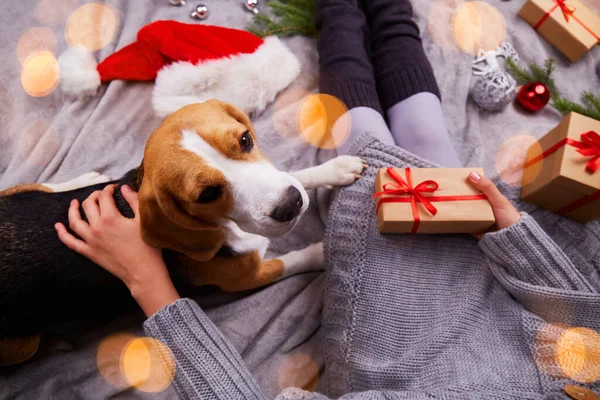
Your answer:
[57,46,101,98]
[152,36,301,117]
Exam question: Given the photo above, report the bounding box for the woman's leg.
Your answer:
[362,0,462,167]
[316,0,395,156]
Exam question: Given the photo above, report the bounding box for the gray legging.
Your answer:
[316,0,461,167]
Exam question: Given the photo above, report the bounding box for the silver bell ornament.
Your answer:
[472,70,517,112]
[191,4,209,19]
[169,0,186,6]
[245,0,260,14]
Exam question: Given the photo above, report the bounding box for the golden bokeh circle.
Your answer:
[495,134,543,188]
[34,0,80,24]
[17,27,57,65]
[65,3,119,52]
[555,327,600,383]
[451,1,506,55]
[120,337,176,393]
[428,0,465,51]
[97,332,137,389]
[278,352,319,392]
[534,322,569,379]
[21,51,60,97]
[20,120,61,167]
[296,94,350,149]
[273,87,312,141]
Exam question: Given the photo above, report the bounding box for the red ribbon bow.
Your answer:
[534,0,600,41]
[525,131,600,173]
[556,0,576,22]
[575,130,600,173]
[535,0,576,28]
[373,168,437,233]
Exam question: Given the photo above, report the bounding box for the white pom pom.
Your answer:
[58,46,101,98]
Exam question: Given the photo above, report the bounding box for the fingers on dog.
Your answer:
[55,222,90,256]
[67,199,91,239]
[82,191,101,224]
[121,185,140,218]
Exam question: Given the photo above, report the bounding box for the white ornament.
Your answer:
[472,42,519,76]
[472,70,516,112]
[245,0,260,14]
[169,0,186,5]
[191,3,209,19]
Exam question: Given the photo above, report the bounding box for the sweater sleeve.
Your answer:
[479,213,597,293]
[478,213,600,327]
[143,298,267,400]
[143,300,434,400]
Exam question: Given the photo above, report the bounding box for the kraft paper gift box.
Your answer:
[374,168,496,234]
[518,0,600,62]
[521,112,600,223]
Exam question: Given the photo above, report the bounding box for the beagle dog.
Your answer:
[0,100,366,365]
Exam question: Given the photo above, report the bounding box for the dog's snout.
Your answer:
[269,186,303,223]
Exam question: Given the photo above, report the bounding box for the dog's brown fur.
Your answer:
[0,101,289,365]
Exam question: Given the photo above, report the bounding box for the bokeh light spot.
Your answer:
[556,327,600,383]
[273,87,312,141]
[534,323,600,383]
[97,332,136,389]
[428,0,465,51]
[34,0,80,24]
[278,352,319,392]
[21,51,60,97]
[534,322,569,379]
[20,120,61,167]
[121,337,175,393]
[17,27,57,65]
[65,3,118,51]
[297,94,350,149]
[452,1,506,55]
[495,134,542,188]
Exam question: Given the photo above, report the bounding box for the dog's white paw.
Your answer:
[322,155,367,187]
[44,171,112,192]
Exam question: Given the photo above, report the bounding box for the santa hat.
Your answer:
[58,20,301,117]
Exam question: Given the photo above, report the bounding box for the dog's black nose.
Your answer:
[269,186,303,223]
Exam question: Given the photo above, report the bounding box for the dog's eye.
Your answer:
[197,186,223,203]
[240,131,253,153]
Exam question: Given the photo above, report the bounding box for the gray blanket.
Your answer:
[1,0,599,398]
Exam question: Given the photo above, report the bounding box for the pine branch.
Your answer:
[506,57,533,84]
[246,0,317,38]
[551,94,600,121]
[582,91,600,114]
[529,62,547,83]
[543,58,556,81]
[506,57,600,121]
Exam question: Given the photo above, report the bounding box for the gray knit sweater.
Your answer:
[144,136,600,400]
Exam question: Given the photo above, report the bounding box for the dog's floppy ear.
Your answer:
[210,100,254,130]
[138,177,225,262]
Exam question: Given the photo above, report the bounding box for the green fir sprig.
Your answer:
[247,0,317,38]
[552,91,600,121]
[506,57,600,121]
[506,57,558,99]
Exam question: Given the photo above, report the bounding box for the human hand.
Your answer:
[468,172,521,240]
[55,184,179,316]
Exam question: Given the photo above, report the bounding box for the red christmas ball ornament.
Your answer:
[517,82,550,112]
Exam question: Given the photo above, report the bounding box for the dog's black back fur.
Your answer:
[0,170,148,337]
